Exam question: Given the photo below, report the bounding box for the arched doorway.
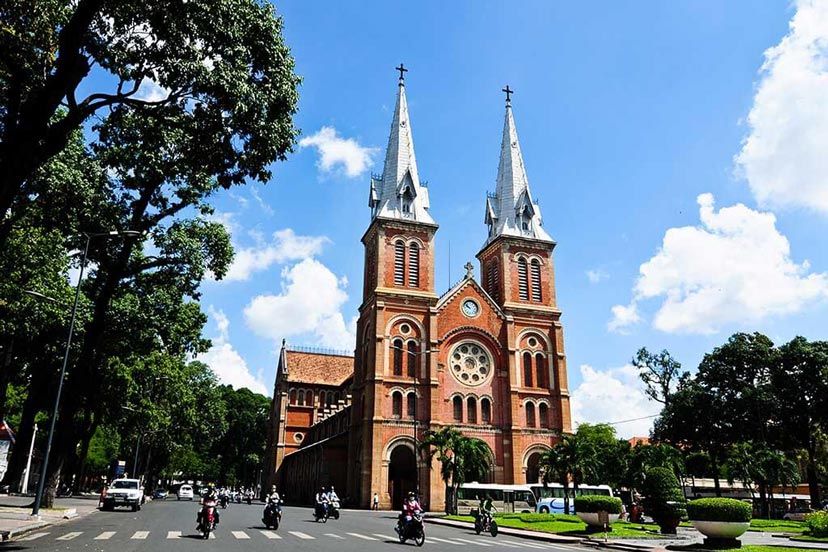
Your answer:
[388,445,417,510]
[525,451,543,484]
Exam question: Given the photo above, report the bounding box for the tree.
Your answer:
[538,433,597,514]
[419,428,491,514]
[632,348,687,406]
[0,0,300,239]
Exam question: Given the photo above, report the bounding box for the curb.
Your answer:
[0,520,48,542]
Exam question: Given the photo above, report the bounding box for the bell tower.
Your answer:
[348,66,439,507]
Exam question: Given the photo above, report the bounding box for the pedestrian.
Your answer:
[372,492,379,510]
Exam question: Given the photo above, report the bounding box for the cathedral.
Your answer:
[264,70,572,511]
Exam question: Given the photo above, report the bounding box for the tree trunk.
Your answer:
[758,481,768,519]
[0,373,48,489]
[0,339,14,421]
[711,456,722,497]
[807,441,821,508]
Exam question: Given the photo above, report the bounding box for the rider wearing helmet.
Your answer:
[396,492,422,533]
[197,482,220,528]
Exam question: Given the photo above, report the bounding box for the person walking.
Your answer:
[372,492,379,510]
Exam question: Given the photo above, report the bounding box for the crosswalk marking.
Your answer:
[57,532,83,541]
[454,537,491,546]
[131,531,149,539]
[289,531,315,539]
[209,532,216,539]
[489,540,521,548]
[429,536,468,546]
[373,533,394,540]
[508,540,547,549]
[261,530,281,539]
[20,532,49,541]
[232,531,250,539]
[94,531,116,540]
[325,533,345,539]
[167,531,181,539]
[347,532,378,540]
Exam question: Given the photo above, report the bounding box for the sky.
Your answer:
[190,0,828,438]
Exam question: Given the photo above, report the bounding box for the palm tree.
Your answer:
[539,444,572,514]
[538,434,597,514]
[420,427,460,513]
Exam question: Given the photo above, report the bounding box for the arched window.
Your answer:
[526,402,536,428]
[453,396,463,423]
[318,390,326,406]
[535,353,547,389]
[539,403,550,428]
[407,341,418,377]
[298,390,305,406]
[487,262,499,301]
[517,257,529,301]
[394,240,405,286]
[392,391,403,418]
[407,392,416,419]
[408,243,419,287]
[481,398,491,424]
[530,259,542,302]
[393,338,403,376]
[326,392,334,407]
[523,352,534,388]
[467,397,477,424]
[289,389,297,405]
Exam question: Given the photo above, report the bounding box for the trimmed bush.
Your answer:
[517,513,556,523]
[642,467,687,533]
[574,495,623,514]
[805,510,828,538]
[686,498,752,522]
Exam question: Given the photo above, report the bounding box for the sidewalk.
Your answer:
[0,495,101,541]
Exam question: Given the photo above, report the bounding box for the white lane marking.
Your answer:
[429,536,468,545]
[454,537,492,546]
[325,533,345,539]
[20,532,49,541]
[131,531,149,539]
[57,532,83,540]
[167,531,181,539]
[372,533,395,540]
[505,541,547,549]
[209,532,216,539]
[289,531,315,539]
[488,540,521,548]
[347,532,378,540]
[261,530,281,539]
[232,531,250,539]
[95,531,116,540]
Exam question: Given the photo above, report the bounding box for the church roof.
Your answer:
[484,96,553,246]
[284,349,354,387]
[369,69,436,226]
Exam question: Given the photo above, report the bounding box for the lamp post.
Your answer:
[389,344,436,499]
[31,230,141,518]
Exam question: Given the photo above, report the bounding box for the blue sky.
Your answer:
[194,0,828,436]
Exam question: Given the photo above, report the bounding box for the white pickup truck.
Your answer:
[102,478,144,512]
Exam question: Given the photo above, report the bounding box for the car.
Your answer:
[153,488,169,500]
[783,508,814,521]
[178,484,194,500]
[102,479,143,512]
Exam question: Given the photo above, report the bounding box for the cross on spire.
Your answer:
[502,85,514,106]
[396,63,408,84]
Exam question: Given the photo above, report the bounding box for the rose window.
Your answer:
[449,341,493,386]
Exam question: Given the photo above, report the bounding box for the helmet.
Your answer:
[408,492,416,498]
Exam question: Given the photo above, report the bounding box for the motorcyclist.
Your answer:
[267,485,282,504]
[196,483,220,529]
[315,486,330,518]
[396,492,422,533]
[478,494,496,526]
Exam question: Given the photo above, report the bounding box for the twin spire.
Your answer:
[370,66,552,245]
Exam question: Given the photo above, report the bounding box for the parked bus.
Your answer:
[529,483,613,514]
[456,483,537,515]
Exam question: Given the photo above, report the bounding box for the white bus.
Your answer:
[529,483,613,514]
[456,483,537,515]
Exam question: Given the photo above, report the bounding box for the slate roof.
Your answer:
[284,350,354,387]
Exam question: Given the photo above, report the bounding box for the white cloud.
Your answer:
[570,364,659,439]
[607,303,640,333]
[610,193,828,334]
[735,0,828,213]
[134,79,170,103]
[198,306,269,395]
[249,187,274,216]
[243,258,355,350]
[221,229,331,282]
[586,269,609,284]
[299,126,378,178]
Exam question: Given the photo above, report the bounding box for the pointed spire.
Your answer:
[484,88,553,244]
[369,65,435,225]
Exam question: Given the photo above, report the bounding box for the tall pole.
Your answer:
[21,423,38,494]
[132,433,143,479]
[32,234,90,518]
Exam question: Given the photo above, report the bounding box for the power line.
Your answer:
[604,414,659,426]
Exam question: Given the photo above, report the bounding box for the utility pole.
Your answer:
[21,423,37,494]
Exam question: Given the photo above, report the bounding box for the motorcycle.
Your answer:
[234,492,242,504]
[327,499,341,520]
[313,502,329,523]
[245,493,253,505]
[262,500,282,530]
[474,511,498,537]
[197,498,218,539]
[219,494,228,509]
[396,510,425,546]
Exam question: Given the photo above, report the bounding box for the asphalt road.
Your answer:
[10,500,584,552]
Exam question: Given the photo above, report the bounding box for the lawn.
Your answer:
[748,519,807,534]
[791,535,828,542]
[444,513,672,539]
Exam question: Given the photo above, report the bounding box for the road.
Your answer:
[12,499,584,552]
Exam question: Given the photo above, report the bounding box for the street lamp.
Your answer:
[389,344,436,498]
[31,230,141,518]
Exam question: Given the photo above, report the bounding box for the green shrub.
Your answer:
[574,495,623,514]
[517,513,556,523]
[642,467,687,528]
[806,510,828,538]
[686,498,752,522]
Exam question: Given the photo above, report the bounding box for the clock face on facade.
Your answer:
[462,299,479,317]
[449,341,493,387]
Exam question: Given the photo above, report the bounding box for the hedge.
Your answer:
[686,498,752,522]
[806,510,828,538]
[574,495,623,514]
[642,467,687,521]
